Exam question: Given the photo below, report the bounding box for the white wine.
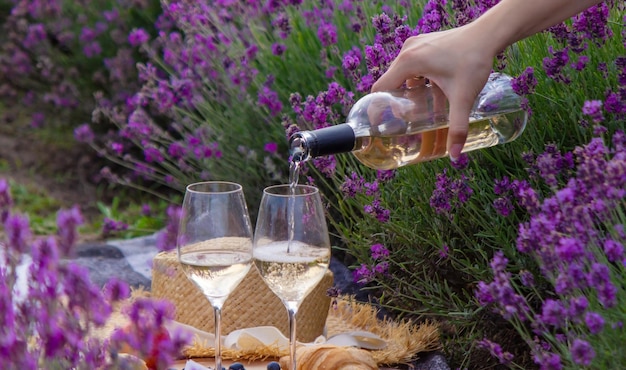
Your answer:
[353,110,527,170]
[289,73,528,170]
[254,241,330,303]
[180,248,252,303]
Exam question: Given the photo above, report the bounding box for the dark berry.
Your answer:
[267,361,281,370]
[228,363,245,370]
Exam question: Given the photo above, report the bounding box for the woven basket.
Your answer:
[151,250,333,343]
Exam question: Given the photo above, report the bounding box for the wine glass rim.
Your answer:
[186,181,243,194]
[263,184,319,197]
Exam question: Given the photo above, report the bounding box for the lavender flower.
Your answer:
[102,217,129,236]
[430,169,474,217]
[370,243,390,260]
[56,206,84,256]
[511,67,538,96]
[128,28,150,46]
[353,263,375,285]
[570,339,595,366]
[477,338,514,364]
[74,123,95,143]
[582,100,604,123]
[584,311,605,335]
[156,205,181,251]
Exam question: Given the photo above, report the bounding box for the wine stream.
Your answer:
[287,160,301,254]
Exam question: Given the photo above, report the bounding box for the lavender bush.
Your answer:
[476,130,626,369]
[0,178,189,369]
[0,0,160,128]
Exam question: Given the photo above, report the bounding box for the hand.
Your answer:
[371,25,496,160]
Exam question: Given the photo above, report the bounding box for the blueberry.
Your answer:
[267,361,281,370]
[228,363,245,370]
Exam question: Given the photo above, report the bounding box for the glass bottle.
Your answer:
[289,73,528,170]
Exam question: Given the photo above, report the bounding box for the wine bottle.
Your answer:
[289,73,528,170]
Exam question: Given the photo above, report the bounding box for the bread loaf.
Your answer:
[279,344,378,370]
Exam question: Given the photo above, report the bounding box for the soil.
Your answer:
[0,120,106,242]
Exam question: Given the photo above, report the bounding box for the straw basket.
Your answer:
[151,250,333,343]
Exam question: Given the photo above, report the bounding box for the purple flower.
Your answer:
[342,48,362,72]
[370,243,390,260]
[264,142,278,154]
[477,338,514,364]
[450,153,469,170]
[538,299,566,329]
[533,351,562,370]
[156,206,181,251]
[353,264,374,285]
[317,22,337,47]
[435,244,448,259]
[584,312,605,334]
[102,218,129,235]
[83,42,102,58]
[572,3,612,44]
[570,339,595,366]
[555,237,584,263]
[568,296,589,320]
[493,196,514,217]
[430,170,473,216]
[144,147,164,163]
[74,124,95,143]
[258,86,283,117]
[582,100,604,123]
[312,155,336,177]
[603,238,624,262]
[5,213,31,254]
[519,270,535,287]
[372,261,389,275]
[0,178,12,222]
[542,47,570,83]
[102,278,131,302]
[364,199,390,223]
[56,206,84,256]
[511,67,538,96]
[110,142,124,155]
[476,252,530,320]
[128,28,150,46]
[272,12,291,39]
[376,170,395,182]
[271,43,286,56]
[340,172,365,197]
[167,142,187,159]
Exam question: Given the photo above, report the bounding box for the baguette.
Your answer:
[279,344,378,370]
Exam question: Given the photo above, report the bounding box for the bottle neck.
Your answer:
[289,124,356,162]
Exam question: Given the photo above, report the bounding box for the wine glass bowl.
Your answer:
[177,181,253,370]
[253,184,331,370]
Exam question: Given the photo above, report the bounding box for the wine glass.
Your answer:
[253,184,331,370]
[177,181,253,370]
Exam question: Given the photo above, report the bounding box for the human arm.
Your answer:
[371,0,604,161]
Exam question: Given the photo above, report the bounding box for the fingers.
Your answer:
[446,95,473,161]
[371,65,411,93]
[371,40,421,92]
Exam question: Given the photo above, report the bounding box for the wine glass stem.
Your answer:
[288,308,297,370]
[214,306,222,370]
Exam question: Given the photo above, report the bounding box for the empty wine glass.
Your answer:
[253,184,331,370]
[177,181,253,370]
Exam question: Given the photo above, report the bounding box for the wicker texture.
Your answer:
[151,250,332,343]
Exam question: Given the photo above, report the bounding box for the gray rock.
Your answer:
[72,242,151,289]
[411,352,451,370]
